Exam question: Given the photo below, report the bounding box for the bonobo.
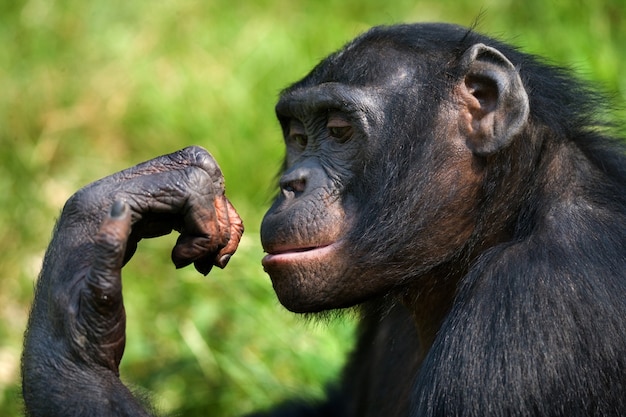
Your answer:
[22,23,626,417]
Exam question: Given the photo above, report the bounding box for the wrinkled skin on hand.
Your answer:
[22,146,243,417]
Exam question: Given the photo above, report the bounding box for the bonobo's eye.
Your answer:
[287,120,308,150]
[327,113,353,143]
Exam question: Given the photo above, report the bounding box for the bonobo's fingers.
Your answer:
[170,187,224,271]
[213,196,244,268]
[115,146,224,189]
[171,195,244,275]
[60,147,242,275]
[187,196,244,274]
[81,200,131,373]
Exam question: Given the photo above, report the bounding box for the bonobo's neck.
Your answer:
[397,151,543,357]
[400,267,461,360]
[398,140,586,359]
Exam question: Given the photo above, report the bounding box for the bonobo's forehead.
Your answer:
[291,39,420,90]
[326,40,420,88]
[285,23,472,91]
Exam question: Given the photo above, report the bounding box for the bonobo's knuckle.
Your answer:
[183,165,217,196]
[175,146,224,188]
[62,186,104,221]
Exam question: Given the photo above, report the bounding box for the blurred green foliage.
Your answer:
[0,0,624,416]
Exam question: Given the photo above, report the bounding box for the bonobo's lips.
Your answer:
[262,241,341,268]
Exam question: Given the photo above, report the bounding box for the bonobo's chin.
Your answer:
[262,241,357,313]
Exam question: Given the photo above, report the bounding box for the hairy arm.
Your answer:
[21,146,243,417]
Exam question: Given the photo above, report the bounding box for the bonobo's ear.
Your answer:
[458,43,529,155]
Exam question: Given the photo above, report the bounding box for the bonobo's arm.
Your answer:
[21,146,243,417]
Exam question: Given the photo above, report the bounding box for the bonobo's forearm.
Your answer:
[22,203,151,416]
[22,147,243,417]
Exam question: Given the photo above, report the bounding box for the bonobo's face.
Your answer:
[260,34,450,313]
[258,29,431,311]
[260,79,384,313]
[260,23,524,313]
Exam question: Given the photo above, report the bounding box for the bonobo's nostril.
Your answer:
[280,177,306,195]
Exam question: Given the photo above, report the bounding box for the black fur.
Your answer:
[267,23,626,416]
[22,23,626,417]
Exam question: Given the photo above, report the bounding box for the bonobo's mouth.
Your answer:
[262,241,341,268]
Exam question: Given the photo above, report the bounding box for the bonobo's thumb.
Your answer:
[86,200,132,308]
[82,200,132,372]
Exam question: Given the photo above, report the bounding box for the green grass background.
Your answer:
[1,0,624,415]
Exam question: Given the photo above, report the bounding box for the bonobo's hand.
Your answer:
[67,145,243,275]
[22,146,243,417]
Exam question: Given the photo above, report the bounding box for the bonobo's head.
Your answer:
[260,23,529,313]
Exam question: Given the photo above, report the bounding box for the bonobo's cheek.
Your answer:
[262,242,350,312]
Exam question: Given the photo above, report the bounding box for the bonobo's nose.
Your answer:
[279,165,313,198]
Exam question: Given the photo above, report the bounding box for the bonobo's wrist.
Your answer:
[59,184,118,233]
